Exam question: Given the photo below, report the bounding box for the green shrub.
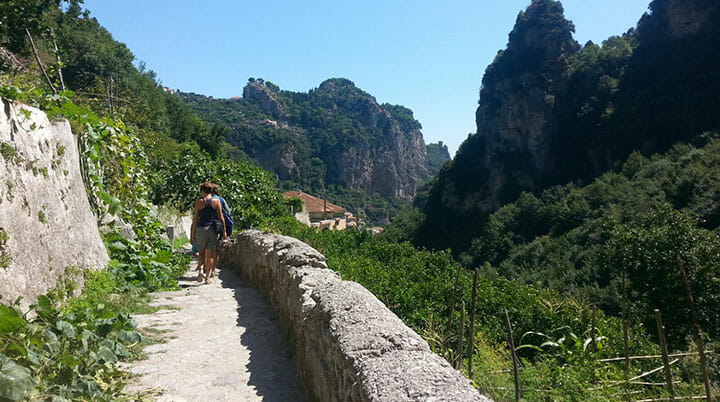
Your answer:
[149,148,287,229]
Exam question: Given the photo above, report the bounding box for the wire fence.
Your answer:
[451,259,716,402]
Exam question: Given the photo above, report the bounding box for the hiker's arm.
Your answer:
[190,199,201,243]
[214,199,227,239]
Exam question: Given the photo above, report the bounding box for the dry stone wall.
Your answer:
[0,98,108,307]
[222,230,491,402]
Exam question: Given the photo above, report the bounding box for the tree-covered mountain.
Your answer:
[415,0,720,250]
[180,78,438,210]
[425,141,451,177]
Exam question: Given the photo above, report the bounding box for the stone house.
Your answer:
[283,191,348,230]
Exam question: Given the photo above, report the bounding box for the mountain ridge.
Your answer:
[181,78,449,220]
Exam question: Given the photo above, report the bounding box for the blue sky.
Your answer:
[82,0,650,156]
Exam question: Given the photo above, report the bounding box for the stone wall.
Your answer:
[0,98,109,307]
[221,230,491,402]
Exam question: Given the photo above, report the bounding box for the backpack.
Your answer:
[216,196,234,235]
[222,209,234,236]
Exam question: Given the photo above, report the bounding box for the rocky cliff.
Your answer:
[242,81,287,119]
[0,98,109,306]
[437,0,579,214]
[312,79,429,200]
[182,78,429,202]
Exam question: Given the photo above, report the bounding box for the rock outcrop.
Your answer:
[665,0,713,37]
[260,142,297,179]
[242,81,287,119]
[426,141,451,177]
[0,98,108,306]
[222,230,490,402]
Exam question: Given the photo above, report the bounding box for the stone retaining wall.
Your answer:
[221,230,491,402]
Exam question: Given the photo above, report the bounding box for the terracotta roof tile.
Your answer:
[283,191,346,214]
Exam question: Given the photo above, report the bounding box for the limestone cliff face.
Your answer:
[219,79,429,201]
[331,127,428,201]
[0,98,109,307]
[665,0,713,37]
[436,0,579,214]
[313,79,429,200]
[259,143,297,179]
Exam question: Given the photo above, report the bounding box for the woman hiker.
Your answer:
[209,183,233,278]
[190,182,227,284]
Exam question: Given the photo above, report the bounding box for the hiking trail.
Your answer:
[121,259,307,401]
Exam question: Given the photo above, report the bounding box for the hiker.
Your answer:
[190,182,226,284]
[209,184,234,277]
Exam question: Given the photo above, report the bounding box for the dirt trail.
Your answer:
[122,260,307,401]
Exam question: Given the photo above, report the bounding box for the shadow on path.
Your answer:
[218,267,308,401]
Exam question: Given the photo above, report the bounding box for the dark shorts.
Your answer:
[196,226,220,251]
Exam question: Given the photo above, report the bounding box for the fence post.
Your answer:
[622,315,631,402]
[504,308,520,402]
[677,257,712,402]
[166,225,175,252]
[448,264,463,319]
[49,27,66,92]
[590,304,598,384]
[467,270,479,378]
[456,301,465,370]
[654,309,675,400]
[621,263,631,402]
[590,305,597,352]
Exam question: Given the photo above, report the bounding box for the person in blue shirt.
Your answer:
[211,184,231,218]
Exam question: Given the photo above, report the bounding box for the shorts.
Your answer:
[195,226,220,251]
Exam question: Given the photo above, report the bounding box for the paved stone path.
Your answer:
[122,260,307,401]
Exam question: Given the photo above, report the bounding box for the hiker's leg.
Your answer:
[204,249,216,283]
[211,248,219,277]
[197,249,205,270]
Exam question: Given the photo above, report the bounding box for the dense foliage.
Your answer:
[148,149,286,229]
[0,274,144,401]
[462,138,720,347]
[392,136,720,348]
[270,223,713,401]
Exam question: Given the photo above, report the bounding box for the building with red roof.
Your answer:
[283,191,350,230]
